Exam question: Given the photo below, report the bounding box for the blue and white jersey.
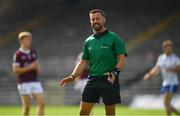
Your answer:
[156,53,180,86]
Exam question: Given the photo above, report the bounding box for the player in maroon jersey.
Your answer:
[12,32,45,116]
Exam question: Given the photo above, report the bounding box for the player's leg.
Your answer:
[20,95,31,116]
[33,93,45,116]
[164,92,175,115]
[164,92,180,115]
[18,83,32,116]
[170,86,180,115]
[164,92,173,115]
[32,82,45,116]
[105,104,116,116]
[170,103,180,115]
[80,101,94,115]
[172,106,180,115]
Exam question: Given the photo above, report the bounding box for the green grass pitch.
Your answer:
[0,105,165,116]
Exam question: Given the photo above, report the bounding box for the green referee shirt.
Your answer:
[82,30,127,77]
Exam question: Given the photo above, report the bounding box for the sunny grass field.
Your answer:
[0,105,165,116]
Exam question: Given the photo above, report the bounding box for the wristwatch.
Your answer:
[116,68,120,73]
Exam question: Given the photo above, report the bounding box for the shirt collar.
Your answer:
[19,47,30,54]
[164,53,174,57]
[93,29,109,39]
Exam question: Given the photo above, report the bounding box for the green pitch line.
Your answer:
[0,105,164,115]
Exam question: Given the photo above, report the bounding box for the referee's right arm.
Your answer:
[59,60,88,87]
[59,41,89,86]
[71,60,89,78]
[72,40,90,78]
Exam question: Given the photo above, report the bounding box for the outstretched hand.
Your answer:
[143,73,150,80]
[59,76,74,87]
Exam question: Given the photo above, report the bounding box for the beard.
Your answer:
[92,23,103,31]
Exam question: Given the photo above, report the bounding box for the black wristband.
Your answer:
[115,68,120,73]
[112,68,120,77]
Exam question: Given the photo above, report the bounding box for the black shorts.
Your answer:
[82,75,121,105]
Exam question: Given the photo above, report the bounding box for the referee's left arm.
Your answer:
[113,35,127,71]
[116,54,126,71]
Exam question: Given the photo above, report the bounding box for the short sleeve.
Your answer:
[81,42,89,60]
[13,53,20,66]
[114,36,127,56]
[176,56,180,65]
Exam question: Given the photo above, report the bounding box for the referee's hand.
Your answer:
[59,76,74,87]
[107,72,116,84]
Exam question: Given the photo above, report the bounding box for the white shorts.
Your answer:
[17,82,43,95]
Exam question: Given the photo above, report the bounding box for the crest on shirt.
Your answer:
[100,46,109,48]
[21,55,26,60]
[28,54,31,60]
[32,53,36,59]
[88,47,92,50]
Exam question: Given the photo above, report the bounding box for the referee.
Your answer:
[60,9,127,116]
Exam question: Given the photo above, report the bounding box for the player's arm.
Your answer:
[59,59,89,86]
[71,60,89,78]
[116,54,126,70]
[34,60,41,73]
[143,65,160,80]
[113,36,127,72]
[12,62,38,75]
[166,65,180,73]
